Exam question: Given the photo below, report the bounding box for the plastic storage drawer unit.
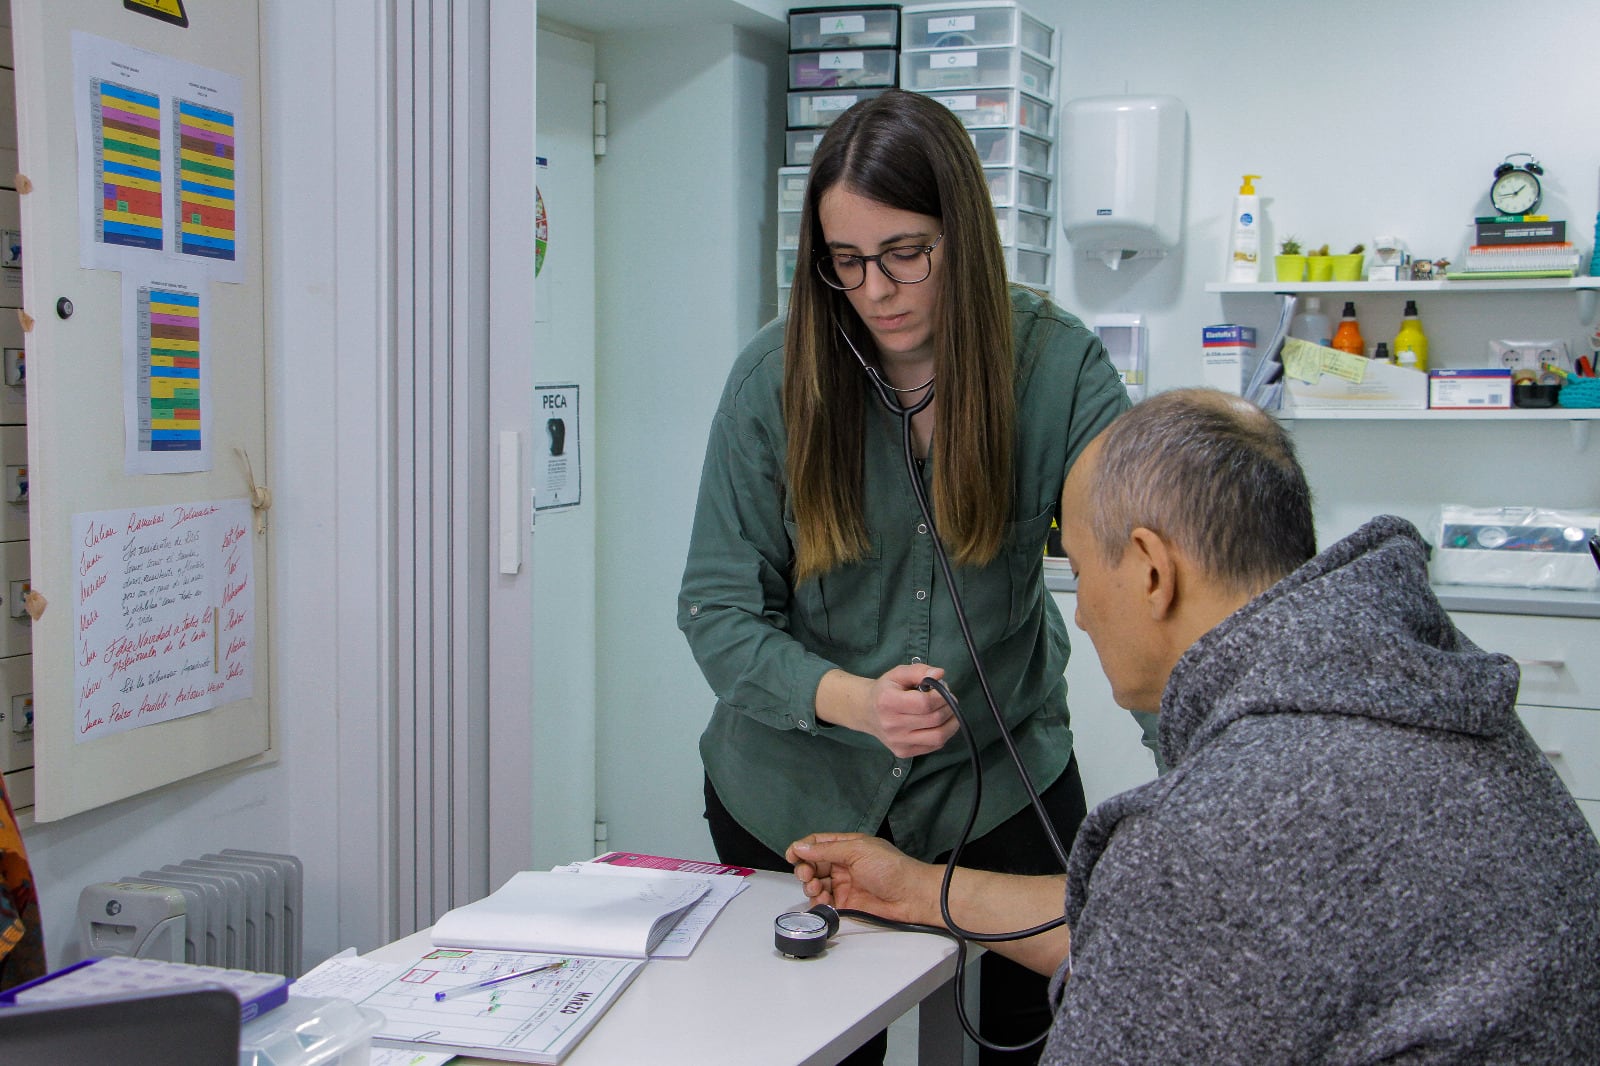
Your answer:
[788,87,887,128]
[789,6,902,49]
[786,129,826,167]
[789,49,898,89]
[994,206,1052,248]
[923,88,1052,136]
[777,166,810,212]
[778,210,802,250]
[901,2,1054,58]
[903,45,1052,97]
[969,127,1051,172]
[1005,245,1051,286]
[985,167,1051,211]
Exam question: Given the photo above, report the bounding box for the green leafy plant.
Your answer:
[1311,243,1331,257]
[1348,243,1365,255]
[1278,236,1302,255]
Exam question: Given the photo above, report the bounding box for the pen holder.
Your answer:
[1558,379,1600,408]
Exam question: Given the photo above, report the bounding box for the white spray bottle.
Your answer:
[1225,174,1262,283]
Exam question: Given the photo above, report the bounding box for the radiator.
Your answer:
[78,850,303,978]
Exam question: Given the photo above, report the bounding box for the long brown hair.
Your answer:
[784,89,1015,584]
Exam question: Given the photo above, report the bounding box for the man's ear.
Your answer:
[1127,527,1177,620]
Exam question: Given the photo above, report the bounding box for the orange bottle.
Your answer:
[1330,301,1364,356]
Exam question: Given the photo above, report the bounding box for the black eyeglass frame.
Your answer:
[815,233,944,291]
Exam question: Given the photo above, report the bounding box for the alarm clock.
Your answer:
[1490,153,1544,216]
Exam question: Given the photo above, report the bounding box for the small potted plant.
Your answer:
[1274,236,1307,282]
[1332,243,1365,282]
[1306,242,1334,281]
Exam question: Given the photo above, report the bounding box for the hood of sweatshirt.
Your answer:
[1158,514,1522,769]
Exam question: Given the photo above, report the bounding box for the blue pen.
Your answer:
[434,960,566,1002]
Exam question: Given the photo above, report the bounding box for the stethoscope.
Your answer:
[774,321,1073,1054]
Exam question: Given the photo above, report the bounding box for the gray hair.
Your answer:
[1087,389,1316,593]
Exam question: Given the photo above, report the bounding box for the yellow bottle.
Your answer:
[1393,300,1428,372]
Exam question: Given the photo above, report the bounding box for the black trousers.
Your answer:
[703,756,1086,1066]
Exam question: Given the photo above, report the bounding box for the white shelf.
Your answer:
[1207,278,1597,295]
[1279,407,1600,421]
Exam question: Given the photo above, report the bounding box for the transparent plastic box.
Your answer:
[777,166,810,212]
[789,6,902,49]
[778,247,799,287]
[994,206,1052,248]
[903,46,1052,97]
[923,88,1052,136]
[778,210,802,250]
[787,87,887,129]
[789,48,898,90]
[238,996,383,1066]
[969,127,1051,172]
[786,129,825,167]
[902,2,1054,58]
[985,167,1051,212]
[1005,245,1051,287]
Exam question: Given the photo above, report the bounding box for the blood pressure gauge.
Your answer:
[775,904,841,958]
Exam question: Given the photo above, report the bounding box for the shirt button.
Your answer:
[915,589,927,600]
[910,656,923,664]
[689,603,700,616]
[892,767,903,778]
[916,523,928,535]
[797,720,809,731]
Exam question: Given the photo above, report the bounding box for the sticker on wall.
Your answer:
[124,0,190,28]
[535,186,548,278]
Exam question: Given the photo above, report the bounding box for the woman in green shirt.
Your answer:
[679,89,1128,1064]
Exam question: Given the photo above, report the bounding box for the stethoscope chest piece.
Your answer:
[774,904,841,958]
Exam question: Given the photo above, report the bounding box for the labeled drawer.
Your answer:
[994,206,1052,248]
[776,166,810,212]
[902,4,1054,58]
[903,46,1053,97]
[923,88,1052,137]
[789,49,897,90]
[790,6,901,50]
[786,129,825,167]
[1518,703,1600,801]
[970,127,1051,173]
[1449,611,1600,711]
[787,87,887,129]
[985,167,1051,212]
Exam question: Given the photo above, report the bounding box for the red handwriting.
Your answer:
[79,551,103,576]
[80,571,107,604]
[225,661,243,681]
[137,691,171,716]
[175,685,207,704]
[226,637,246,658]
[222,576,248,608]
[109,703,132,723]
[172,504,220,526]
[79,609,99,633]
[225,607,246,632]
[80,678,102,701]
[82,521,118,550]
[221,524,247,550]
[79,647,98,668]
[127,512,165,534]
[80,714,105,734]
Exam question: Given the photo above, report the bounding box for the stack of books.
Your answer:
[1451,214,1581,279]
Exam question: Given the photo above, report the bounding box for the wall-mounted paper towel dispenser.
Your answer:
[1060,94,1186,270]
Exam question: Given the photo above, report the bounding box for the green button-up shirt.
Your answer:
[679,287,1129,860]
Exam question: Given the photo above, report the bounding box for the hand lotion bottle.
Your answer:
[1225,174,1263,283]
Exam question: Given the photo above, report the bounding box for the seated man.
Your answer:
[788,388,1600,1063]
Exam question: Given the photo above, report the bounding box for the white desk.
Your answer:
[367,872,963,1066]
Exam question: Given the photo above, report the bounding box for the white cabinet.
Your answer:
[1450,610,1600,839]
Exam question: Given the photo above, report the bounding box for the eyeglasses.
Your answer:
[815,234,943,291]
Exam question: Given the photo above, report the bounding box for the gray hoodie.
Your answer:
[1044,516,1600,1064]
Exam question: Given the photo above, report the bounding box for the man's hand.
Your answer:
[785,833,937,925]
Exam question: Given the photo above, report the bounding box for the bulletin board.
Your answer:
[10,0,270,821]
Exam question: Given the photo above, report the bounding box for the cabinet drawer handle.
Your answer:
[1513,658,1565,671]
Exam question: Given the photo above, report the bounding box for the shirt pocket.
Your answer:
[784,518,883,653]
[955,505,1053,645]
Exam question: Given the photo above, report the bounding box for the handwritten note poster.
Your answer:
[73,498,255,742]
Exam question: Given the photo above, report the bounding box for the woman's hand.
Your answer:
[817,665,958,758]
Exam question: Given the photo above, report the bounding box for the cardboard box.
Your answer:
[1201,324,1256,395]
[1429,368,1512,409]
[1281,337,1428,409]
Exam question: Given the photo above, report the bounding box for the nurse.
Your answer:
[678,89,1128,1063]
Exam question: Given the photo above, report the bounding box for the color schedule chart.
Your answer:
[92,77,164,252]
[136,283,202,453]
[173,98,236,261]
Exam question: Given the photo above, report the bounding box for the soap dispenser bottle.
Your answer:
[1330,301,1364,356]
[1225,174,1263,283]
[1393,300,1429,371]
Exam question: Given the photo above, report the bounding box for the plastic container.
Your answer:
[776,166,810,212]
[789,6,902,49]
[785,129,825,167]
[922,87,1052,136]
[1004,245,1051,286]
[778,210,802,250]
[1288,297,1331,347]
[969,127,1050,172]
[786,87,888,128]
[1224,174,1261,283]
[902,45,1052,96]
[901,3,1054,58]
[1392,300,1429,371]
[994,206,1052,247]
[985,167,1051,211]
[1330,301,1364,356]
[238,996,383,1066]
[788,49,898,90]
